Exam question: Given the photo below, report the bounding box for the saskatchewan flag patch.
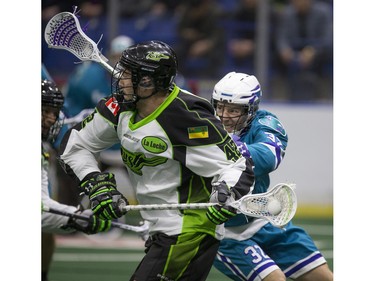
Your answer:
[188,126,209,139]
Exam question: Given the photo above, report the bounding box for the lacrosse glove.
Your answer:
[231,134,250,158]
[80,172,129,220]
[206,181,237,225]
[67,209,112,234]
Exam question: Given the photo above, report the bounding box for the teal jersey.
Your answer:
[225,109,288,227]
[215,110,326,280]
[64,62,111,116]
[241,109,287,194]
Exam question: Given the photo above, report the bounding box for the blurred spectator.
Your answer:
[225,0,257,75]
[275,0,333,101]
[175,0,225,79]
[222,0,277,75]
[78,0,107,17]
[118,0,153,18]
[42,0,73,23]
[148,0,182,18]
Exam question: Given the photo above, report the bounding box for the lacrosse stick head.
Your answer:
[234,183,297,228]
[44,11,108,65]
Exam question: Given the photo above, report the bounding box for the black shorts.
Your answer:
[130,232,220,281]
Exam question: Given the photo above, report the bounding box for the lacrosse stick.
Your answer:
[44,8,115,75]
[119,183,297,228]
[42,205,149,240]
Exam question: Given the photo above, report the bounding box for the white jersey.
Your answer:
[41,144,77,234]
[59,85,255,239]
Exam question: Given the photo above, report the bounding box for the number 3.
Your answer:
[244,245,270,264]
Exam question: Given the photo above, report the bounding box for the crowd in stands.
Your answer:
[42,0,333,102]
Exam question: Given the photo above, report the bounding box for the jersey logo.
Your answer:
[223,138,242,162]
[141,136,168,154]
[258,116,286,136]
[121,147,168,175]
[123,133,140,143]
[146,51,169,62]
[81,112,94,128]
[188,126,209,139]
[105,97,120,116]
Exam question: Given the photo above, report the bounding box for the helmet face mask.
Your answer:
[111,40,178,106]
[214,101,249,134]
[212,72,262,134]
[41,79,65,142]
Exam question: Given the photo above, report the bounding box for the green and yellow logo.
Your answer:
[121,147,168,176]
[146,51,169,62]
[188,126,209,139]
[141,136,168,154]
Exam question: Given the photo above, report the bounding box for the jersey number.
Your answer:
[264,132,282,147]
[244,245,270,264]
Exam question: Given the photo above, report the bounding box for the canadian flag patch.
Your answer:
[105,97,120,116]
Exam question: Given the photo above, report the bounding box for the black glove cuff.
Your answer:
[80,172,101,185]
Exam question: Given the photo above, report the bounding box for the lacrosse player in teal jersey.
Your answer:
[58,40,255,281]
[41,79,111,281]
[211,72,333,280]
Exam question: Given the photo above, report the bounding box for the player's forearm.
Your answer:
[59,124,110,180]
[41,198,77,234]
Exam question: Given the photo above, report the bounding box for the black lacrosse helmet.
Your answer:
[112,40,178,105]
[41,79,65,142]
[42,79,64,108]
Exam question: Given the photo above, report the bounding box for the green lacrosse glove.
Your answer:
[80,172,128,220]
[206,181,237,225]
[67,209,112,234]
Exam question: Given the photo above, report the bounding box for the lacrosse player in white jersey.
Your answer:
[211,72,333,280]
[41,79,111,281]
[58,40,255,281]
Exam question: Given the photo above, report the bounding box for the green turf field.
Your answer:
[49,217,333,281]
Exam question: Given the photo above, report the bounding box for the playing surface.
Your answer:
[49,217,333,281]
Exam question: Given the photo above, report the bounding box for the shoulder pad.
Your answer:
[96,96,131,125]
[258,115,286,136]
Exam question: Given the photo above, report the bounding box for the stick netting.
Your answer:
[239,184,297,227]
[45,12,96,61]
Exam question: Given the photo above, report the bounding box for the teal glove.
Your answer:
[80,172,128,220]
[67,209,112,234]
[206,181,237,225]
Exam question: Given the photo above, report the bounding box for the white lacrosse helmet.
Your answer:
[212,72,262,132]
[212,72,262,108]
